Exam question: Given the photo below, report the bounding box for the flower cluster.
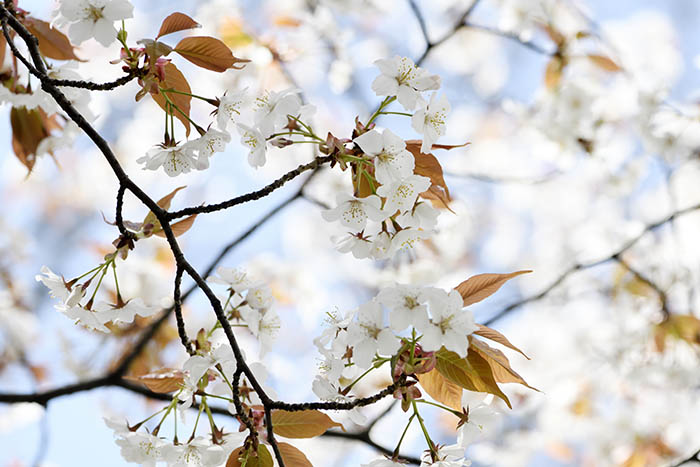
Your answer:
[320,57,451,260]
[36,263,158,332]
[314,283,478,397]
[207,266,279,357]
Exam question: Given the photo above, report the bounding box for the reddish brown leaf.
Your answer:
[470,338,538,391]
[173,36,249,72]
[156,12,201,39]
[417,369,463,410]
[24,17,81,61]
[435,348,512,408]
[150,63,192,136]
[474,324,529,359]
[278,442,313,467]
[404,140,464,211]
[587,54,622,72]
[455,270,532,307]
[137,39,173,61]
[124,368,185,393]
[143,186,187,236]
[10,106,50,173]
[270,410,343,438]
[154,214,197,238]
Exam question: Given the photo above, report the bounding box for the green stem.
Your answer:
[88,262,110,304]
[394,413,416,456]
[190,399,205,442]
[162,87,213,103]
[73,263,105,282]
[379,111,413,117]
[366,96,396,126]
[412,400,437,458]
[160,89,203,134]
[416,399,463,417]
[341,359,388,394]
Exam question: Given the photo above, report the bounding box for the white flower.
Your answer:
[335,233,373,259]
[420,443,469,466]
[390,228,430,256]
[457,403,500,447]
[114,431,166,467]
[192,128,231,169]
[347,300,400,368]
[411,93,450,154]
[216,89,247,130]
[162,437,226,467]
[54,0,134,47]
[417,290,478,357]
[396,202,439,230]
[376,284,431,331]
[312,375,342,400]
[179,345,237,404]
[93,298,158,324]
[239,307,280,357]
[137,143,198,177]
[376,174,431,215]
[245,285,273,310]
[354,129,415,184]
[56,303,115,333]
[208,267,259,293]
[35,266,70,302]
[369,231,393,260]
[253,88,302,137]
[372,56,441,110]
[236,123,267,168]
[322,193,387,232]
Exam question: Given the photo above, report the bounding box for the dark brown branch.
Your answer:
[613,255,671,319]
[173,265,194,355]
[166,155,334,220]
[47,69,141,91]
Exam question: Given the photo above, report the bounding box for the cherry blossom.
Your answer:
[376,284,431,331]
[322,193,387,232]
[92,298,159,324]
[411,93,450,154]
[420,444,470,467]
[372,56,441,110]
[191,128,231,170]
[396,202,439,230]
[137,143,199,177]
[54,0,134,47]
[253,88,302,137]
[215,89,247,130]
[239,306,280,357]
[236,123,267,168]
[162,437,226,467]
[354,129,415,184]
[35,266,71,302]
[417,289,478,357]
[207,267,259,293]
[347,300,400,368]
[376,174,431,215]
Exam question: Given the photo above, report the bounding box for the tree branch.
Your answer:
[485,201,700,325]
[166,155,334,220]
